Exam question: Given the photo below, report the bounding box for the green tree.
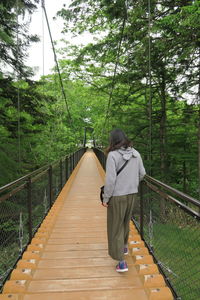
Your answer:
[57,0,200,197]
[0,0,39,77]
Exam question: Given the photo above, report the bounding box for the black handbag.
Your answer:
[100,159,129,203]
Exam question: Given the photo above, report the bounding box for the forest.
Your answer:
[0,0,200,200]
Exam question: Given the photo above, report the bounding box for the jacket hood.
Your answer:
[117,147,138,160]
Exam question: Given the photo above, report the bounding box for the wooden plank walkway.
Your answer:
[0,150,173,300]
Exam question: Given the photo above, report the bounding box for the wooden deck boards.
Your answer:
[1,150,173,300]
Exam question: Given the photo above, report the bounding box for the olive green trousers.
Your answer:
[107,194,136,261]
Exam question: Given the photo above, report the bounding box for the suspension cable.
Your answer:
[148,0,152,176]
[42,4,45,80]
[41,0,72,126]
[147,0,154,254]
[101,8,127,136]
[16,0,21,172]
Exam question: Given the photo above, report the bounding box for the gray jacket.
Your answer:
[103,147,146,203]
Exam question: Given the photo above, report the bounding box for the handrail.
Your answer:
[93,147,200,300]
[0,147,87,291]
[144,180,200,220]
[93,147,200,211]
[140,177,200,300]
[0,165,49,194]
[0,182,27,203]
[145,174,200,208]
[0,148,85,195]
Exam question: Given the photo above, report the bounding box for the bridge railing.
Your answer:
[0,147,86,290]
[138,175,200,300]
[93,147,200,300]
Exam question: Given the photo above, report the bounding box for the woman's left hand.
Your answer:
[102,202,108,207]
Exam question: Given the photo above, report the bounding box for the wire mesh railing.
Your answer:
[93,147,106,169]
[137,176,200,300]
[93,147,200,300]
[0,147,86,291]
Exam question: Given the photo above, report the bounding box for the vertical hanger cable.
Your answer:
[148,0,152,176]
[41,0,73,127]
[16,0,21,172]
[42,4,45,80]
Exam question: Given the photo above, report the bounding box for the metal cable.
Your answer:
[147,0,154,259]
[16,0,21,172]
[148,0,152,176]
[18,212,24,253]
[42,4,45,81]
[148,209,154,250]
[157,260,178,278]
[41,0,73,126]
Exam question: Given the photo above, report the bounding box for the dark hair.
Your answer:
[105,129,132,154]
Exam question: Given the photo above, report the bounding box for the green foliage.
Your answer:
[0,75,79,185]
[0,0,199,198]
[0,1,200,294]
[0,0,39,77]
[56,0,200,199]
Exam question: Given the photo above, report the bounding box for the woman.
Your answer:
[102,129,146,272]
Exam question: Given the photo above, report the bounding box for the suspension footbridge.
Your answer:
[1,149,199,299]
